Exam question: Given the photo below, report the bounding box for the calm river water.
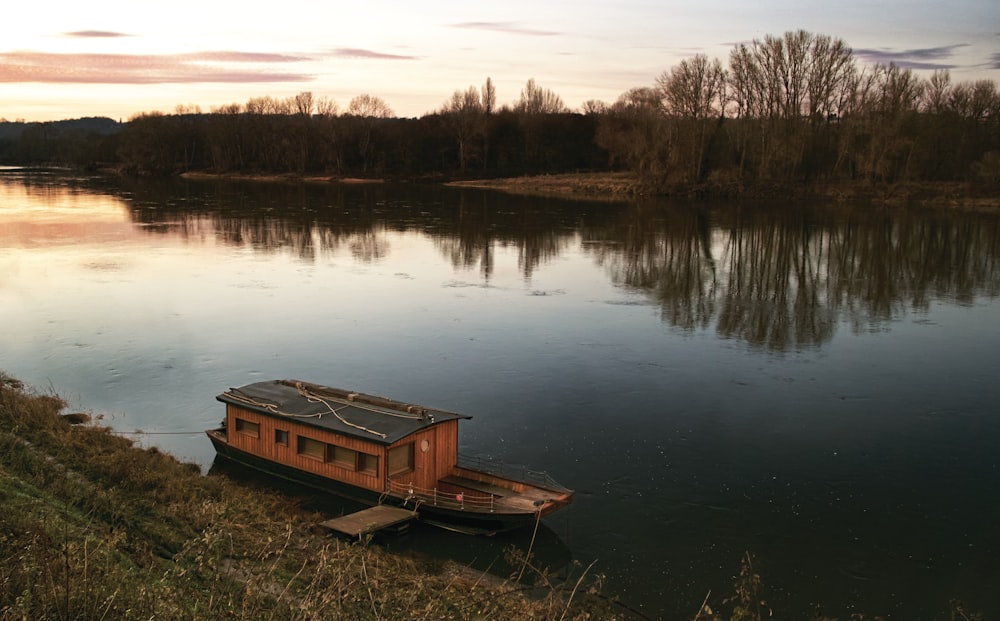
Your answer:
[2,168,999,619]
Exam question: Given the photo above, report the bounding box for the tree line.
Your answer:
[48,81,599,179]
[593,30,1000,189]
[2,29,998,190]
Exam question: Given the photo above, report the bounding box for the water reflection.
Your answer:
[9,172,999,351]
[121,181,1000,350]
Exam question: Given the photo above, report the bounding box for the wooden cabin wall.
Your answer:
[385,419,460,492]
[434,421,459,477]
[226,404,385,493]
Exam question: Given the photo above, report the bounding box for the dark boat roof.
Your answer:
[217,380,470,446]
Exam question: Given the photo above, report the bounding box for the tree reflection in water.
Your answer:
[588,200,1000,349]
[116,177,1000,351]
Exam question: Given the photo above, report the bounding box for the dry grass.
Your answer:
[3,372,983,620]
[179,172,386,185]
[446,172,641,201]
[448,174,1000,212]
[0,371,621,620]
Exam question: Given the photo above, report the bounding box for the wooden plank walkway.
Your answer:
[318,505,416,539]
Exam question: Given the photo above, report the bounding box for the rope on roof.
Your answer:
[225,389,288,415]
[225,383,430,440]
[294,382,388,439]
[226,387,386,438]
[293,382,427,421]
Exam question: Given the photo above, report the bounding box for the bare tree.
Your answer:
[727,30,859,178]
[514,78,567,114]
[849,63,924,181]
[346,94,394,173]
[480,78,497,170]
[657,54,726,119]
[923,70,952,114]
[950,80,998,122]
[657,55,727,182]
[314,96,339,117]
[210,102,243,115]
[872,63,924,118]
[481,77,496,116]
[581,99,609,115]
[804,34,855,121]
[174,103,203,115]
[440,86,485,172]
[727,30,855,121]
[245,96,291,115]
[347,94,394,118]
[596,87,673,187]
[293,91,315,116]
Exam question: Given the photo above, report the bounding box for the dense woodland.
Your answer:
[2,30,998,193]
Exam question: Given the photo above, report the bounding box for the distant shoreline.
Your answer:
[176,170,1000,211]
[450,173,1000,210]
[179,171,385,185]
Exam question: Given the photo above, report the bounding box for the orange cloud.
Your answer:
[0,51,313,84]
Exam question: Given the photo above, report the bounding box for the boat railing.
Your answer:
[456,452,572,493]
[385,478,497,512]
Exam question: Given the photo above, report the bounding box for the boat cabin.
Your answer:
[216,380,471,496]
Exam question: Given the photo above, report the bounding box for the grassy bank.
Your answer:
[446,172,642,202]
[179,171,387,185]
[0,372,620,620]
[5,373,982,620]
[165,169,1000,212]
[448,173,1000,210]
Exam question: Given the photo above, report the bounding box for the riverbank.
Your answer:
[176,169,1000,211]
[0,372,619,620]
[446,172,641,202]
[180,171,386,185]
[447,173,1000,210]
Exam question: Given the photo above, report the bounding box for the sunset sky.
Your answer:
[2,0,998,122]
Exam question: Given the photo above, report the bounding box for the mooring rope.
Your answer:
[112,430,205,435]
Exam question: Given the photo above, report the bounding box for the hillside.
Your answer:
[0,117,121,140]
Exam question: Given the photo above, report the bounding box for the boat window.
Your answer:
[387,443,414,476]
[274,429,288,445]
[297,436,326,461]
[234,418,259,438]
[358,452,378,475]
[331,445,357,469]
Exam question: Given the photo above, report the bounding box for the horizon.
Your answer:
[2,0,998,123]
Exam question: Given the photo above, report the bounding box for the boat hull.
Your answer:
[207,429,546,534]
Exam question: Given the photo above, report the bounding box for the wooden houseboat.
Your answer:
[207,379,573,534]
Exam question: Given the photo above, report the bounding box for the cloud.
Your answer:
[854,44,968,70]
[991,52,1000,70]
[64,30,132,38]
[186,51,310,63]
[330,48,417,60]
[450,22,560,36]
[0,51,313,84]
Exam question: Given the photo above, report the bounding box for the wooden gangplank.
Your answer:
[318,505,416,539]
